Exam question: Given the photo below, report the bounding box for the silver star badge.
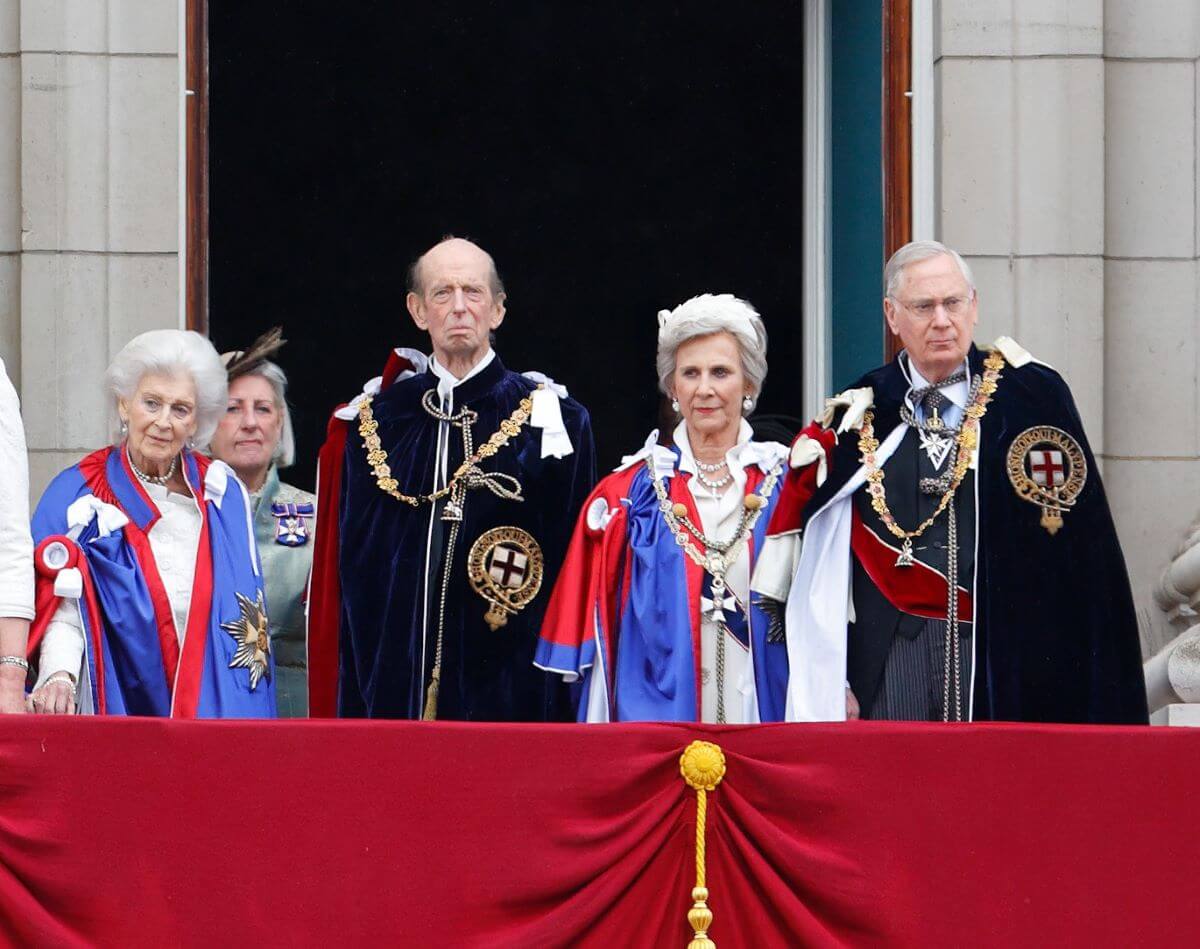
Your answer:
[221,590,272,691]
[918,429,954,469]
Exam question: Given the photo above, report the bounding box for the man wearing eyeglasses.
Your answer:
[753,240,1148,725]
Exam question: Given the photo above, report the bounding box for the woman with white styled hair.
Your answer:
[537,294,792,723]
[209,329,314,717]
[25,329,276,718]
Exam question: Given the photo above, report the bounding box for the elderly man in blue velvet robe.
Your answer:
[753,240,1147,725]
[309,238,595,720]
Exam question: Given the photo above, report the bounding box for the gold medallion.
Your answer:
[1005,426,1087,535]
[467,527,545,630]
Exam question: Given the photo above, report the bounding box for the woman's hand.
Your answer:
[846,686,860,721]
[27,674,75,715]
[0,667,26,714]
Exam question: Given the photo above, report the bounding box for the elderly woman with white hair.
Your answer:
[25,329,275,718]
[537,294,791,722]
[208,329,313,717]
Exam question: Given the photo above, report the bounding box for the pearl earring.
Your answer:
[119,420,128,436]
[742,395,754,412]
[671,399,680,413]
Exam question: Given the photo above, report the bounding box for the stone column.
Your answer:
[1102,2,1200,657]
[14,0,180,497]
[0,3,20,378]
[937,1,1200,658]
[937,1,1106,444]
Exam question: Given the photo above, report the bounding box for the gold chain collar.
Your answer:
[648,459,782,578]
[858,350,1005,565]
[357,387,538,507]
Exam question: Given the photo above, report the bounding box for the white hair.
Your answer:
[884,240,975,298]
[655,293,768,413]
[106,329,228,446]
[239,359,296,469]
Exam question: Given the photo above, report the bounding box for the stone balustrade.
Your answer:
[1145,512,1200,724]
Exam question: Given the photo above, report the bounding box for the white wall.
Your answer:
[935,0,1200,656]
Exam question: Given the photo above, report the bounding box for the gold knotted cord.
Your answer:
[680,741,727,949]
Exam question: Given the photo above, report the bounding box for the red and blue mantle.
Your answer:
[28,447,275,718]
[537,447,788,722]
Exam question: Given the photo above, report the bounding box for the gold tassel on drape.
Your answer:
[679,741,727,949]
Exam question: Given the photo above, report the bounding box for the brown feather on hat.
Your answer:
[221,326,286,381]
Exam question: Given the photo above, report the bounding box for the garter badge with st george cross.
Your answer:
[467,526,545,631]
[221,590,272,690]
[272,501,313,546]
[1006,426,1087,535]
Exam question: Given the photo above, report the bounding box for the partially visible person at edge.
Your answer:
[0,356,34,714]
[209,328,313,718]
[307,236,596,720]
[26,329,275,717]
[538,294,792,722]
[752,240,1148,724]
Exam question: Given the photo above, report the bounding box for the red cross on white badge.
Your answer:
[488,545,528,589]
[1029,449,1066,487]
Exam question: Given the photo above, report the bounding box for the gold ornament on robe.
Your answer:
[467,527,545,630]
[1005,426,1087,535]
[221,590,272,690]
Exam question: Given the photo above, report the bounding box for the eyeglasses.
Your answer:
[890,292,974,319]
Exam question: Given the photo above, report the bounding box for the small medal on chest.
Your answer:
[918,428,955,470]
[272,501,313,546]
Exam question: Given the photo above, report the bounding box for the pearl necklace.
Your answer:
[127,447,179,486]
[695,470,733,491]
[695,459,728,473]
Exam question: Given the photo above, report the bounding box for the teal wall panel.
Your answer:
[830,1,885,389]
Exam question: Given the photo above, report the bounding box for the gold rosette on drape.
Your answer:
[679,741,727,948]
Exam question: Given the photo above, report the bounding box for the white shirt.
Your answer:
[36,483,203,688]
[0,358,33,622]
[673,420,787,724]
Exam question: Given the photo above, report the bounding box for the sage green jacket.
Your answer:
[252,466,314,717]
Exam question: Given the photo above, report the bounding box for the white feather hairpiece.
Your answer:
[656,293,760,344]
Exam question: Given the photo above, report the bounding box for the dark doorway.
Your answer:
[209,4,806,490]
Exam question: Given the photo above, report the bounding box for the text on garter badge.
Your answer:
[1006,426,1087,535]
[221,590,272,690]
[272,501,313,546]
[467,527,545,631]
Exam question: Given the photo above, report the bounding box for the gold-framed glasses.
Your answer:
[892,291,974,319]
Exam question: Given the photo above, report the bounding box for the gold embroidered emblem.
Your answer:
[1006,426,1087,535]
[221,590,272,690]
[467,527,545,630]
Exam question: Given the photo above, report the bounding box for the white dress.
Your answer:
[673,420,788,724]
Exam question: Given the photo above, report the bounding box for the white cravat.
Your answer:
[428,349,496,487]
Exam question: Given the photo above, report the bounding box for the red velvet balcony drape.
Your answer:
[0,718,1192,947]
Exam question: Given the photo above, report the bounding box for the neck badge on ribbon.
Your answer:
[272,501,314,546]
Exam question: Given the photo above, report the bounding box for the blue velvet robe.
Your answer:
[794,345,1148,724]
[337,356,595,720]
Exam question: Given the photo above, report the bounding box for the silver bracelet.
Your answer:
[0,655,29,671]
[43,672,75,689]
